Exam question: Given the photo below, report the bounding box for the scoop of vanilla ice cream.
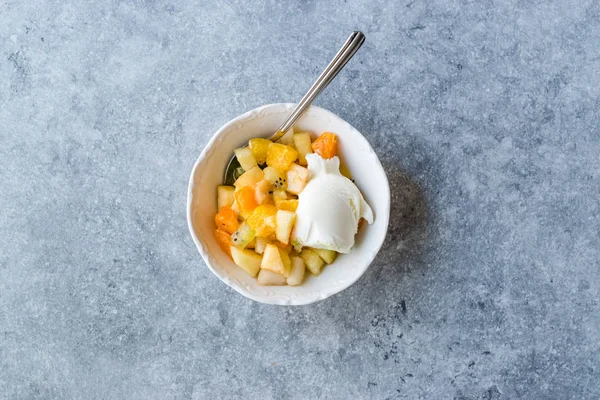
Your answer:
[291,153,373,253]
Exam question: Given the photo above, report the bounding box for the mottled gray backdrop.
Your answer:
[1,1,599,399]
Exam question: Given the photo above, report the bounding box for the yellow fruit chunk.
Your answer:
[248,138,271,165]
[261,244,291,277]
[286,163,309,195]
[279,127,295,145]
[272,189,288,202]
[246,204,278,237]
[312,248,337,264]
[254,237,271,254]
[234,166,264,189]
[279,246,291,268]
[266,143,298,171]
[217,185,235,210]
[257,269,287,285]
[287,256,306,286]
[254,179,273,205]
[230,246,262,277]
[234,147,258,171]
[293,132,313,165]
[300,248,325,275]
[275,210,296,244]
[275,199,298,212]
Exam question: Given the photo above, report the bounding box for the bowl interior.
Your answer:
[188,104,390,305]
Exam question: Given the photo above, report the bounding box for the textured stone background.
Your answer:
[1,1,600,399]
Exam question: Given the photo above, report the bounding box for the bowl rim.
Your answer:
[186,103,390,305]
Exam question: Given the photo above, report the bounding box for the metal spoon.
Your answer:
[223,31,366,185]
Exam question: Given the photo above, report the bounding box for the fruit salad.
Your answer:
[213,130,373,286]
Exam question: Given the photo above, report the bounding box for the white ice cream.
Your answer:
[291,153,373,253]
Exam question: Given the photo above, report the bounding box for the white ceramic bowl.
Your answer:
[187,103,390,305]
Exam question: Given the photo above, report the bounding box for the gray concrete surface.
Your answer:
[1,1,600,399]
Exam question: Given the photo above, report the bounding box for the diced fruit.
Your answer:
[214,206,239,234]
[217,185,235,210]
[313,248,337,264]
[279,248,291,272]
[275,199,298,212]
[263,167,287,190]
[279,127,295,145]
[272,188,288,202]
[294,132,313,165]
[312,132,337,159]
[287,256,306,286]
[286,164,309,195]
[254,179,273,205]
[254,237,270,254]
[234,186,258,217]
[266,143,298,171]
[231,222,256,249]
[257,269,287,285]
[246,204,278,237]
[214,229,233,257]
[212,132,348,286]
[261,244,291,277]
[230,246,262,277]
[264,216,277,235]
[234,166,264,189]
[248,138,271,165]
[276,210,296,244]
[234,147,258,171]
[300,249,325,275]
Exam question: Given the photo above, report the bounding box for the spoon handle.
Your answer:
[270,31,365,141]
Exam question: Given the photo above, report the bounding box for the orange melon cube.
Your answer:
[245,204,278,237]
[266,143,298,171]
[311,132,337,159]
[214,206,239,234]
[214,229,233,258]
[234,186,258,217]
